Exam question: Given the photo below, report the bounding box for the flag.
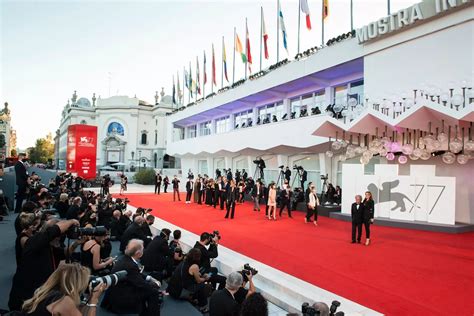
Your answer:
[262,8,269,59]
[196,56,201,95]
[278,0,288,52]
[246,21,252,68]
[300,0,312,30]
[235,33,247,63]
[223,41,229,82]
[203,51,207,84]
[188,63,193,98]
[323,0,329,19]
[177,71,181,103]
[212,44,217,86]
[172,76,176,105]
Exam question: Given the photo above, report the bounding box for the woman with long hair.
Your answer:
[15,213,40,266]
[81,234,115,276]
[267,183,277,220]
[362,191,375,246]
[22,263,106,316]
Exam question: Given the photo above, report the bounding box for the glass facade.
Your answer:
[187,125,197,138]
[234,110,253,128]
[216,116,230,134]
[199,121,212,136]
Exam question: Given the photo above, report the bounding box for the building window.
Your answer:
[334,84,348,105]
[234,110,253,128]
[141,132,148,145]
[173,126,185,141]
[107,122,125,136]
[187,125,197,138]
[215,117,230,134]
[199,121,212,136]
[154,131,158,145]
[349,80,364,104]
[258,103,284,124]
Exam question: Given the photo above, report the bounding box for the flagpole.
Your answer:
[260,7,263,72]
[297,0,301,54]
[387,0,391,15]
[195,56,198,102]
[245,18,248,79]
[221,37,224,88]
[321,0,325,46]
[188,62,191,105]
[350,0,354,31]
[233,27,236,85]
[277,0,280,63]
[203,50,206,98]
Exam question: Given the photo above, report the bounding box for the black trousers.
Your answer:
[208,267,226,290]
[364,220,371,239]
[197,191,202,204]
[173,188,181,201]
[219,192,226,210]
[163,184,168,193]
[305,206,318,222]
[352,222,363,242]
[137,287,162,316]
[279,201,292,217]
[186,190,192,202]
[225,201,236,219]
[15,186,26,213]
[155,183,161,194]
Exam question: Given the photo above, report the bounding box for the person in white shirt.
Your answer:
[305,185,320,226]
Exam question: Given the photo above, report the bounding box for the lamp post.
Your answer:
[138,150,142,171]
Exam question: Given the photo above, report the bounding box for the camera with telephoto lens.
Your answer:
[293,164,303,170]
[174,246,186,256]
[329,300,344,316]
[67,225,108,239]
[321,174,329,180]
[89,270,128,289]
[209,230,221,241]
[241,263,258,282]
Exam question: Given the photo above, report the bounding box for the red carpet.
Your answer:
[121,193,474,316]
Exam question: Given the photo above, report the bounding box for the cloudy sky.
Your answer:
[1,0,417,149]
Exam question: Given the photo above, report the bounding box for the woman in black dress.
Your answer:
[363,191,375,246]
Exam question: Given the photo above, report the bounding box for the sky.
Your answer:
[0,0,418,149]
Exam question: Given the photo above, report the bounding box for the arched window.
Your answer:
[141,133,147,145]
[107,122,125,136]
[154,131,158,145]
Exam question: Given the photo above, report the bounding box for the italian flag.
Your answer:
[262,8,269,59]
[246,22,252,67]
[236,33,246,63]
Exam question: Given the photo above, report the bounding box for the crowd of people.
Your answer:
[5,156,274,316]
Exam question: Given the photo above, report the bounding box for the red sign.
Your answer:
[66,125,97,179]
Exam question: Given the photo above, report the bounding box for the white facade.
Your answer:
[56,92,174,171]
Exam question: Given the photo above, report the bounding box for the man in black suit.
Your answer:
[351,195,365,244]
[141,214,155,239]
[284,167,291,183]
[101,239,162,316]
[279,185,293,218]
[141,228,171,280]
[154,172,162,194]
[219,178,227,210]
[251,180,263,212]
[209,272,243,316]
[66,196,82,220]
[185,177,193,204]
[225,180,238,219]
[241,169,248,182]
[172,175,181,202]
[14,153,29,213]
[194,232,226,290]
[120,216,150,252]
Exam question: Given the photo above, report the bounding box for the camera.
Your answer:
[278,165,284,169]
[293,164,303,170]
[242,263,258,276]
[89,270,127,289]
[329,300,343,316]
[209,230,221,241]
[321,174,329,180]
[302,302,319,316]
[67,225,108,239]
[174,246,185,256]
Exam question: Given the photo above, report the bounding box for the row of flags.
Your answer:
[172,0,330,105]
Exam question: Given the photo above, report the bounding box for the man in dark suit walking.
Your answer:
[102,239,162,316]
[279,185,293,218]
[225,180,238,219]
[14,153,29,213]
[154,172,162,194]
[351,195,365,244]
[172,175,180,202]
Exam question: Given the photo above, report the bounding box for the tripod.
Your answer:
[276,169,285,188]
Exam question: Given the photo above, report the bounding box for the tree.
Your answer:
[10,149,17,157]
[27,137,54,163]
[0,134,5,149]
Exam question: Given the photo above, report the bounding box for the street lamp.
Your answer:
[138,150,142,171]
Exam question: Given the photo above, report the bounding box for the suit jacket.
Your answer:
[193,241,218,273]
[120,222,149,252]
[363,199,375,222]
[14,161,28,188]
[209,288,239,316]
[102,255,156,314]
[141,236,170,272]
[351,203,365,224]
[280,189,293,203]
[251,184,263,198]
[226,187,239,203]
[186,181,193,192]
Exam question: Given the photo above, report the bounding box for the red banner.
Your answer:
[66,125,97,179]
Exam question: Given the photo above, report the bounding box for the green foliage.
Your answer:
[27,137,54,163]
[133,168,156,185]
[10,149,17,157]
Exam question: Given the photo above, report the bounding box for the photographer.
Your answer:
[167,248,211,313]
[80,229,115,276]
[101,239,162,315]
[21,263,106,316]
[193,232,226,290]
[234,267,257,305]
[142,228,172,280]
[141,214,155,239]
[169,230,184,269]
[209,272,243,316]
[284,167,291,183]
[15,212,40,266]
[54,193,70,218]
[66,197,82,220]
[120,216,150,252]
[9,219,81,311]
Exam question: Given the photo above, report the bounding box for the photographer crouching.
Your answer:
[193,231,227,290]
